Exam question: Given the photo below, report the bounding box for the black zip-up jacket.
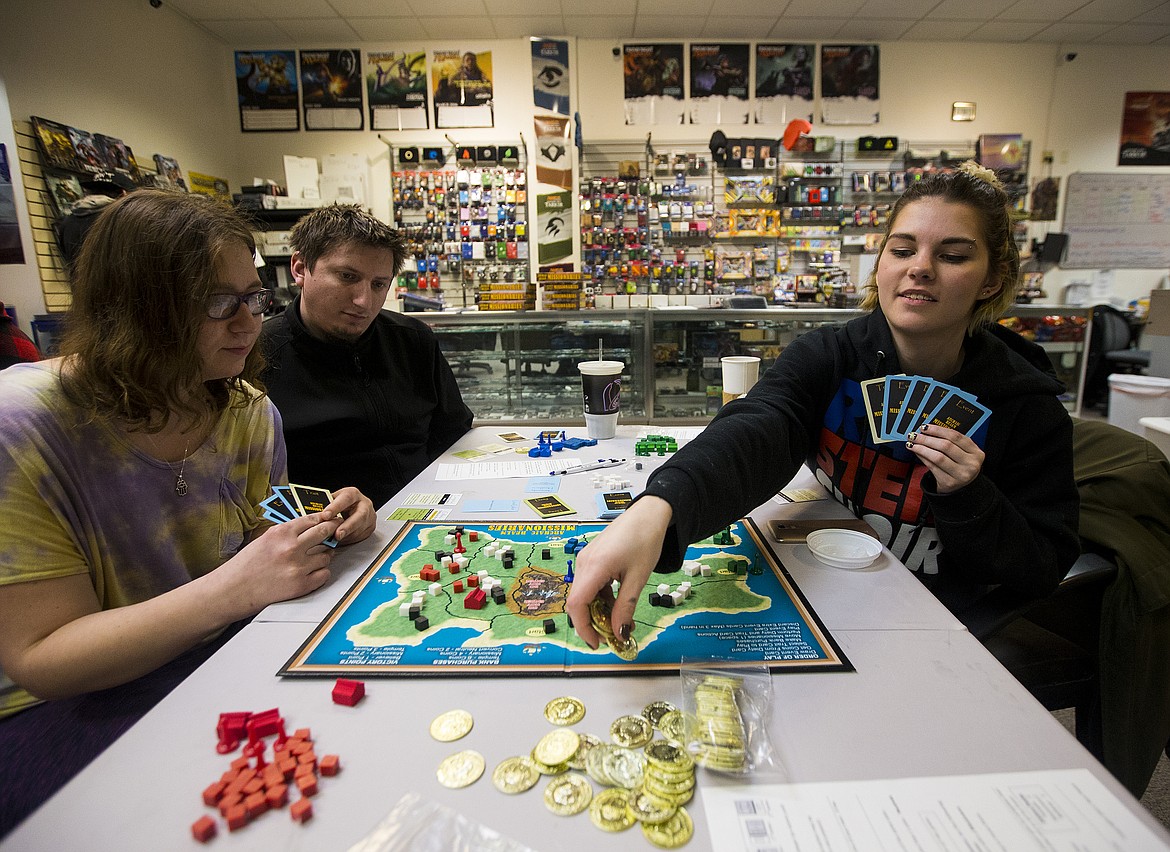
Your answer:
[642,309,1080,614]
[261,296,473,509]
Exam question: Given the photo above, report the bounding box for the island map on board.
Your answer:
[280,520,850,677]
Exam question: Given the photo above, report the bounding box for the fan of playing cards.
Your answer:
[862,374,992,444]
[260,484,339,548]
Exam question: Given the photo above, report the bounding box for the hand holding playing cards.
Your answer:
[219,512,342,614]
[905,423,985,494]
[322,486,376,544]
[567,495,673,650]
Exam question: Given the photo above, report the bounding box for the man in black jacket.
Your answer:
[261,205,472,508]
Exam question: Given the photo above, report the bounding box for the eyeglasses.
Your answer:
[205,289,273,320]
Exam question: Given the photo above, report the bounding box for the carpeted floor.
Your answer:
[1052,708,1170,829]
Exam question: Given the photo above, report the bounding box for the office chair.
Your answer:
[1083,304,1151,411]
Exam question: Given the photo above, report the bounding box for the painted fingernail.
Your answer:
[619,623,632,641]
[920,424,929,433]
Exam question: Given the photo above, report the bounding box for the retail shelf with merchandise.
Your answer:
[996,304,1090,415]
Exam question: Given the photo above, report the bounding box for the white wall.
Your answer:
[1,3,1168,309]
[0,0,238,332]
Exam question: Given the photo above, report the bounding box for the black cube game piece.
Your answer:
[414,616,429,631]
[543,618,556,634]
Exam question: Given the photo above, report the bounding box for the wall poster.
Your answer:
[299,49,363,130]
[432,50,494,128]
[367,50,429,130]
[1118,91,1170,166]
[235,50,300,132]
[754,44,814,125]
[623,43,684,126]
[532,38,570,115]
[820,44,879,125]
[689,43,749,125]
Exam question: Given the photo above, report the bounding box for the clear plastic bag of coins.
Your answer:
[679,662,782,777]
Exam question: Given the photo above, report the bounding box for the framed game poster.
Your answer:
[235,50,300,132]
[299,49,363,131]
[689,43,749,125]
[754,44,814,125]
[188,171,232,201]
[153,154,187,191]
[44,171,83,218]
[279,520,851,678]
[623,43,685,126]
[820,44,880,125]
[1118,91,1170,166]
[432,49,494,128]
[366,50,429,130]
[67,126,105,173]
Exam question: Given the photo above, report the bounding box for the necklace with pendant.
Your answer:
[148,434,193,497]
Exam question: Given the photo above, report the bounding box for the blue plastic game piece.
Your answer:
[564,559,574,584]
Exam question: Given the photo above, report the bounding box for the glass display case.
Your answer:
[423,304,1091,424]
[422,311,646,423]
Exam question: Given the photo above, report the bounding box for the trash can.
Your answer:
[1107,374,1170,435]
[1140,417,1170,457]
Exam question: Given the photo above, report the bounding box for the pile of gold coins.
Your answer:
[431,696,698,848]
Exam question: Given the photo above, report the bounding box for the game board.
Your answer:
[279,520,850,677]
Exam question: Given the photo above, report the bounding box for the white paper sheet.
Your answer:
[702,769,1168,851]
[435,457,582,480]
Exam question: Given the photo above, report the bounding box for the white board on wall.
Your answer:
[1062,172,1170,269]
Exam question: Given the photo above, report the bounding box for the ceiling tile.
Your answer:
[346,17,431,41]
[1092,23,1170,43]
[272,17,360,41]
[421,19,501,39]
[856,0,939,16]
[1029,20,1120,41]
[482,0,540,14]
[492,16,566,38]
[1065,0,1164,24]
[782,0,868,16]
[637,0,714,15]
[930,0,1016,20]
[633,16,707,38]
[1134,3,1170,24]
[699,17,779,39]
[199,19,292,43]
[996,0,1087,23]
[164,0,264,18]
[899,20,983,40]
[831,19,918,40]
[968,20,1046,41]
[562,15,636,38]
[769,17,849,39]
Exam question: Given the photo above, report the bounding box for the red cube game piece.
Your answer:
[290,797,313,823]
[191,815,217,843]
[319,754,341,777]
[332,678,365,706]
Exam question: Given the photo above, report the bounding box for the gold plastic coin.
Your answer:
[429,709,474,742]
[588,598,617,639]
[642,805,694,848]
[491,756,540,794]
[610,714,654,748]
[544,696,586,726]
[568,733,602,770]
[642,701,677,728]
[645,740,695,772]
[436,750,485,788]
[543,772,594,816]
[657,710,694,743]
[588,787,636,832]
[584,744,615,786]
[601,746,646,789]
[628,788,677,824]
[533,728,580,766]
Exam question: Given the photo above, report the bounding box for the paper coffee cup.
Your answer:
[721,356,760,406]
[578,360,623,439]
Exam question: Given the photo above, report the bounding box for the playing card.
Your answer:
[920,390,992,437]
[289,483,333,516]
[880,375,914,441]
[860,377,893,444]
[525,495,576,518]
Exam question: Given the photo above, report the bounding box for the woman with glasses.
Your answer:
[0,190,375,837]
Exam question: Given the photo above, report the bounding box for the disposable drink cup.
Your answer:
[578,360,623,439]
[721,356,761,406]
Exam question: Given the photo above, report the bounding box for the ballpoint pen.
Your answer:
[549,458,627,476]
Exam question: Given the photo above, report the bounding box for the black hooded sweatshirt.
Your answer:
[642,309,1080,614]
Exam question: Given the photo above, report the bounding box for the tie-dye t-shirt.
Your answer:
[0,361,287,718]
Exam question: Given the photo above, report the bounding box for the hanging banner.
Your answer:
[534,116,571,189]
[299,49,363,130]
[623,43,684,126]
[820,45,880,125]
[367,50,429,130]
[532,38,570,115]
[754,44,814,125]
[536,191,573,265]
[688,43,749,125]
[235,50,299,132]
[1119,91,1170,166]
[432,50,494,128]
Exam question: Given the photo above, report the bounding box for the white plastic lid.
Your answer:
[806,528,881,569]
